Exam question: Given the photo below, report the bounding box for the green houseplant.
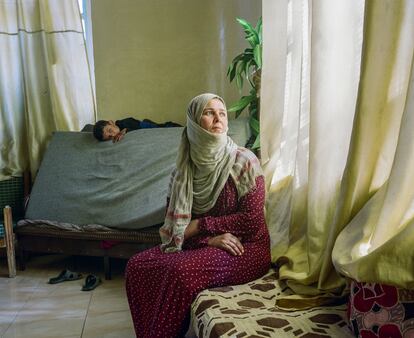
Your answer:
[227,17,262,150]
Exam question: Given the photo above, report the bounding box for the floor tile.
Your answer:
[0,314,16,337]
[0,254,132,338]
[87,290,130,315]
[2,316,85,338]
[81,310,135,338]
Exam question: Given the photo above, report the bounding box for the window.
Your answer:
[78,0,96,103]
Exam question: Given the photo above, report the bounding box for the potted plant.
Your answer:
[227,17,262,151]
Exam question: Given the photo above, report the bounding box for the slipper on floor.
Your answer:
[81,274,102,291]
[48,269,82,284]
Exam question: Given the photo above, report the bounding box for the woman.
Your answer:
[125,93,270,338]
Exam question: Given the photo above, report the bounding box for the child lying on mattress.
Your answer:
[93,117,182,142]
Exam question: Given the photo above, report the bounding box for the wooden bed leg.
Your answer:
[4,206,16,277]
[104,253,111,280]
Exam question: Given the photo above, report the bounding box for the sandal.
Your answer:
[48,269,82,284]
[81,274,102,291]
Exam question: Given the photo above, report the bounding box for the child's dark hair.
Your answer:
[93,120,110,141]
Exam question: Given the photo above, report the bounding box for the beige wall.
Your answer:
[92,0,261,125]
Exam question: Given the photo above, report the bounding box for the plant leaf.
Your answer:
[251,134,260,150]
[236,18,255,35]
[228,95,254,113]
[236,74,243,91]
[256,17,263,43]
[244,59,252,79]
[246,34,259,48]
[258,27,262,45]
[253,44,262,68]
[249,116,260,135]
[255,17,262,32]
[235,61,247,90]
[236,18,259,48]
[230,53,245,66]
[228,65,235,82]
[228,53,245,81]
[249,105,257,117]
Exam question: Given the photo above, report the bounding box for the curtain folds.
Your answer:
[261,0,414,308]
[0,0,95,180]
[332,0,414,289]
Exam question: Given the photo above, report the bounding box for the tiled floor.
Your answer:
[0,254,135,338]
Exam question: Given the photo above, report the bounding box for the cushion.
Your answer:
[191,269,354,338]
[348,280,414,338]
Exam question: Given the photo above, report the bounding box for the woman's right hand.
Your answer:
[208,233,244,256]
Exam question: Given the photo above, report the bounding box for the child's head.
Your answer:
[93,120,120,141]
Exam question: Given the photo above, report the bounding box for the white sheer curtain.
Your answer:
[261,0,414,308]
[0,0,95,180]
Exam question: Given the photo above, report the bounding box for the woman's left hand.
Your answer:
[184,219,199,239]
[207,233,244,256]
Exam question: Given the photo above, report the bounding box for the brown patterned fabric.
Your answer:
[191,270,354,337]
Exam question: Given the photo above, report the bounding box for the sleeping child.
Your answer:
[93,117,181,142]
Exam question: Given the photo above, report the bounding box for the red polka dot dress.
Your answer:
[125,175,270,338]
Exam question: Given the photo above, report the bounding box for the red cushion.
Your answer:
[348,280,414,338]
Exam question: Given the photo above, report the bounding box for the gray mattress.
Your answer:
[22,118,250,231]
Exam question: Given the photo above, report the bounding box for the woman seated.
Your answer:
[125,93,271,338]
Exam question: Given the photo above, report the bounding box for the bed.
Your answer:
[16,118,251,279]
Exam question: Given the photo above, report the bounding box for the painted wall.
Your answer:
[92,0,261,125]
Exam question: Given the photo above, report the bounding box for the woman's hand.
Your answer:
[208,233,244,256]
[184,219,199,239]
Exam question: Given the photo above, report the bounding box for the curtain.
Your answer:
[332,0,414,289]
[0,0,95,180]
[261,0,414,308]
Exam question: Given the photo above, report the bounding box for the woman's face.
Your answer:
[200,98,228,134]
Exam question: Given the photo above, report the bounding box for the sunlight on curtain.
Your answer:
[0,0,95,180]
[332,0,414,289]
[261,0,414,308]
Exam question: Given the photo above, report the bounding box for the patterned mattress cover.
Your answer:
[190,269,354,338]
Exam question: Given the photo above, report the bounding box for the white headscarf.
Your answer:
[160,93,262,252]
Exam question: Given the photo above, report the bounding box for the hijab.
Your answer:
[159,93,262,252]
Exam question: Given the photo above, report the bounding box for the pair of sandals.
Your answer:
[48,269,101,291]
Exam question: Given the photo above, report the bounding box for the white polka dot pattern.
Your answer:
[125,176,270,337]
